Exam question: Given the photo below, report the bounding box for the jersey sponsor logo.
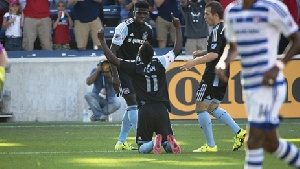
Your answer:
[235,29,260,34]
[211,44,217,49]
[127,38,145,44]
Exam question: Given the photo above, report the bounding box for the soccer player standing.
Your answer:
[98,13,182,154]
[216,0,300,168]
[180,1,246,152]
[110,1,153,150]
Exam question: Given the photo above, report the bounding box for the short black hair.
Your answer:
[134,1,150,10]
[206,1,224,19]
[138,41,154,65]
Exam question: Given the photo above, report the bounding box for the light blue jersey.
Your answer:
[224,0,298,90]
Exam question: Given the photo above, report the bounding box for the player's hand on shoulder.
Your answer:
[171,12,180,29]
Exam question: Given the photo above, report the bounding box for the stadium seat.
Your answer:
[103,5,120,27]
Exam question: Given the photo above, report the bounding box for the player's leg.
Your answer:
[153,103,180,154]
[208,86,246,150]
[84,91,105,121]
[244,126,265,169]
[265,85,300,168]
[244,84,286,169]
[136,104,155,154]
[115,72,138,150]
[193,82,217,152]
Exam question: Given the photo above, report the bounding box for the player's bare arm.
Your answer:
[172,13,183,57]
[193,50,207,58]
[98,28,121,67]
[180,52,218,71]
[109,44,121,93]
[262,31,300,86]
[215,42,238,83]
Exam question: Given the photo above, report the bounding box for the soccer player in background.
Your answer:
[98,13,182,154]
[110,1,153,150]
[180,1,246,152]
[216,0,300,168]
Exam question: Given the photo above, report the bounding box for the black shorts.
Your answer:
[195,81,227,102]
[118,70,135,95]
[136,102,173,145]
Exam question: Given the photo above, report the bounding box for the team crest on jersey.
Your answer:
[122,88,130,95]
[142,32,148,40]
[253,16,262,23]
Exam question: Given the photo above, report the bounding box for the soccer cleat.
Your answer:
[233,128,247,151]
[153,134,162,154]
[115,142,137,150]
[193,144,218,152]
[167,134,181,154]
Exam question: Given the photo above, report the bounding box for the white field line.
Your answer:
[0,149,241,155]
[0,121,300,128]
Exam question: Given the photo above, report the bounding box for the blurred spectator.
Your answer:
[21,0,53,50]
[154,0,181,48]
[119,0,129,22]
[68,0,103,50]
[84,60,121,122]
[52,0,73,50]
[2,0,23,51]
[102,0,117,5]
[278,0,300,54]
[0,0,9,28]
[181,0,209,55]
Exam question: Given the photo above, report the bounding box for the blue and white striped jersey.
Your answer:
[224,0,298,90]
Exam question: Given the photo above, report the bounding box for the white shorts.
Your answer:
[244,83,286,131]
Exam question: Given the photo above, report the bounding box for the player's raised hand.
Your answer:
[97,26,106,40]
[171,12,180,29]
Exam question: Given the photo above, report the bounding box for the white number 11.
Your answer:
[145,75,158,92]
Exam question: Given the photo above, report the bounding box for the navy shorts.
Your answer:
[118,70,135,95]
[136,102,173,145]
[195,81,227,103]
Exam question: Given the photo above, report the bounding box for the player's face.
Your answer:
[204,7,214,26]
[134,8,149,25]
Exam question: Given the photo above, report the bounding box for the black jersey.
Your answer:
[119,50,176,111]
[112,18,153,60]
[202,22,228,85]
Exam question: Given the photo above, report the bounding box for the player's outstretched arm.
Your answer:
[98,27,121,67]
[171,13,182,57]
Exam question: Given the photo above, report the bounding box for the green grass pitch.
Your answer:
[0,119,299,169]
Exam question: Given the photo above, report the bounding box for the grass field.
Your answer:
[0,119,299,169]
